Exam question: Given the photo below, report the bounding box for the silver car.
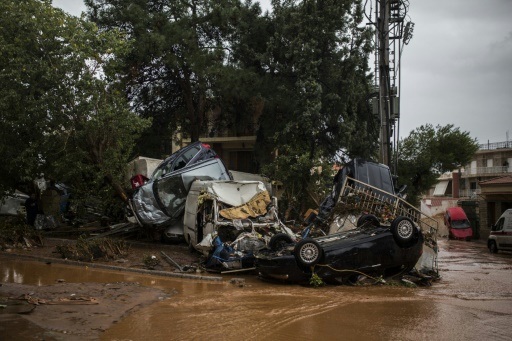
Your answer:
[131,157,231,241]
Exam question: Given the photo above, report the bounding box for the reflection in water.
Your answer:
[2,267,24,284]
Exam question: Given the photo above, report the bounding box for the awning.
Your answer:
[433,180,450,196]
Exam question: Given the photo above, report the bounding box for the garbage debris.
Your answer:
[183,180,295,271]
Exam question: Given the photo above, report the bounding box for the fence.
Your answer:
[338,177,438,236]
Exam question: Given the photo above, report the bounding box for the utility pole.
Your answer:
[378,0,391,167]
[368,0,414,172]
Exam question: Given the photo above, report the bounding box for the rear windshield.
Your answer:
[355,162,394,195]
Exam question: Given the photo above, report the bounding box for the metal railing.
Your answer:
[478,140,512,150]
[461,166,510,177]
[458,189,481,198]
[338,177,438,236]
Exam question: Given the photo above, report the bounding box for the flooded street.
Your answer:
[2,239,512,340]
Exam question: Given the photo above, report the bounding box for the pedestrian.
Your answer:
[24,192,38,226]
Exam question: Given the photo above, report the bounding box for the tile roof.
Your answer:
[479,175,512,185]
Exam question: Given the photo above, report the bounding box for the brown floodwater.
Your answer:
[2,239,512,340]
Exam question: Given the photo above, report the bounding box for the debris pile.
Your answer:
[0,216,44,250]
[55,236,129,262]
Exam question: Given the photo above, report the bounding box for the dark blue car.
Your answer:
[255,216,423,284]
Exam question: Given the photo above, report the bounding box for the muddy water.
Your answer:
[2,239,512,340]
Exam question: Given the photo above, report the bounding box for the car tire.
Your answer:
[269,233,293,251]
[489,241,498,253]
[390,216,418,248]
[357,214,380,228]
[293,238,323,269]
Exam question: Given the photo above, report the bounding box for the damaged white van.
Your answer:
[183,180,295,270]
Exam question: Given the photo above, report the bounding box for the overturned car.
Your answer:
[256,216,424,284]
[255,159,438,284]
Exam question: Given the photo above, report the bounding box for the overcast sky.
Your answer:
[53,0,511,144]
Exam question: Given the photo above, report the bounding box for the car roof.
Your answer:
[446,207,468,220]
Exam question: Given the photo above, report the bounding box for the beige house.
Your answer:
[423,140,512,239]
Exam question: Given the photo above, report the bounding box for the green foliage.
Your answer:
[0,0,150,208]
[309,271,325,287]
[396,124,479,205]
[257,0,376,219]
[85,0,263,156]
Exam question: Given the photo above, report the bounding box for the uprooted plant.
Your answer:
[55,236,129,262]
[0,216,44,250]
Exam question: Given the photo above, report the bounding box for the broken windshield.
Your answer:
[154,175,188,217]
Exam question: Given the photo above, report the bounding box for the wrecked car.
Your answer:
[315,158,407,234]
[256,215,423,284]
[151,141,220,180]
[255,158,439,284]
[183,180,295,271]
[130,143,231,241]
[0,191,28,216]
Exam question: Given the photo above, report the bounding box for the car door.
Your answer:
[492,217,506,248]
[501,216,512,250]
[132,158,230,227]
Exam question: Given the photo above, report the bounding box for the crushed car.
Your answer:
[256,216,424,284]
[255,158,439,284]
[183,180,295,271]
[130,142,232,241]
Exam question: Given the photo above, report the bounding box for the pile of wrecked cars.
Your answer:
[129,144,438,285]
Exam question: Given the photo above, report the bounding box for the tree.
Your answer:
[0,0,150,209]
[85,0,264,158]
[396,124,479,205]
[256,0,375,216]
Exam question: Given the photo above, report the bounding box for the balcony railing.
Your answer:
[461,166,510,177]
[458,189,481,198]
[479,140,512,150]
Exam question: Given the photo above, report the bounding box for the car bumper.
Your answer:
[450,228,473,240]
[255,253,309,283]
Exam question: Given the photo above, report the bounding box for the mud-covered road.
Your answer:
[1,239,512,340]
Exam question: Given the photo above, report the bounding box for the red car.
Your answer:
[444,207,472,240]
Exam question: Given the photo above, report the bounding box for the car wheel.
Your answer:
[293,238,323,268]
[357,214,380,228]
[489,241,498,253]
[269,233,293,251]
[390,216,418,247]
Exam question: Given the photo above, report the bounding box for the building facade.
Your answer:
[425,140,512,239]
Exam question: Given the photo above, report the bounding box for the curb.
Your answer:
[0,252,223,282]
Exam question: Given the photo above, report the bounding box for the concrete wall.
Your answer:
[420,198,459,217]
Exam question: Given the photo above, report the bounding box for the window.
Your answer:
[493,217,505,231]
[173,145,200,171]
